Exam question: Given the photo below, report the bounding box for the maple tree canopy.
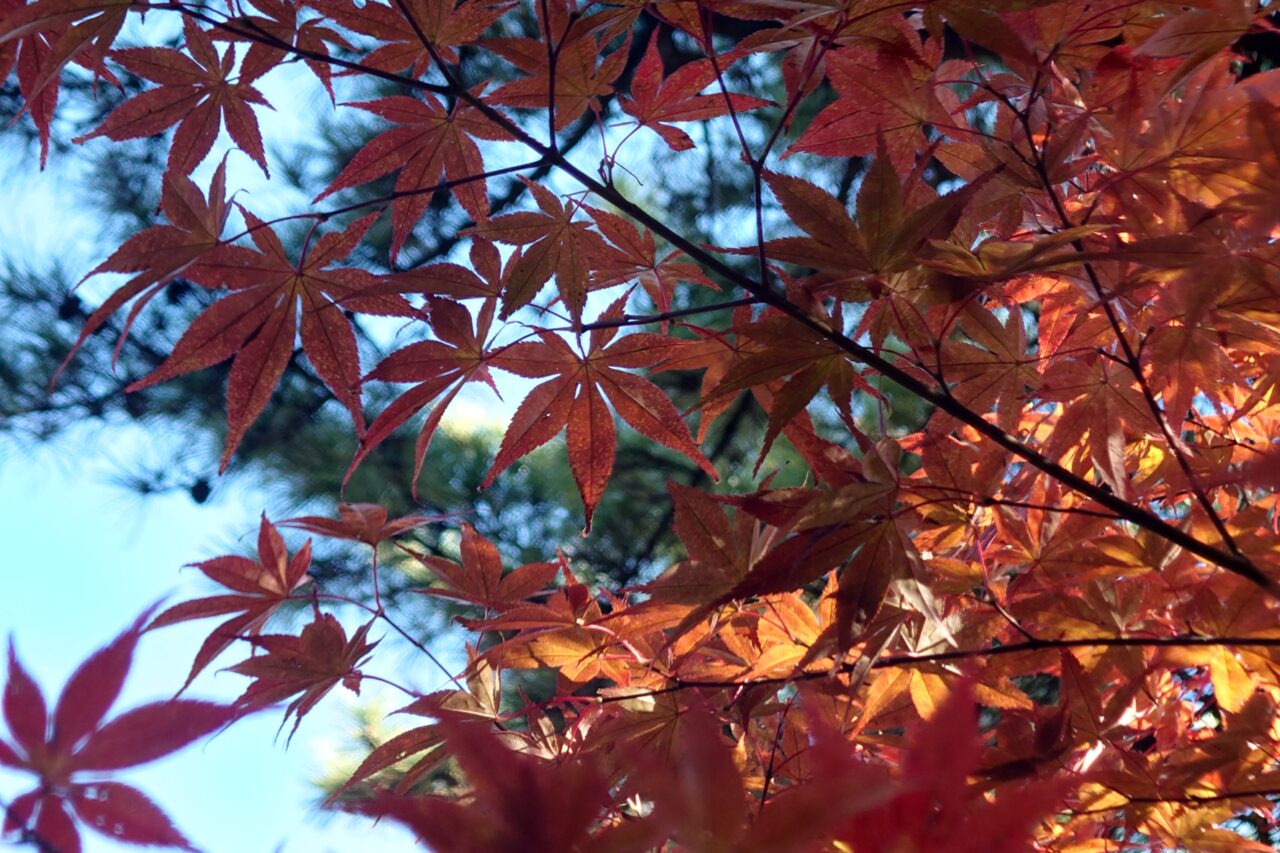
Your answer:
[7,0,1280,850]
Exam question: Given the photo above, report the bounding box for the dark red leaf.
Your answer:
[3,640,47,756]
[229,614,376,739]
[71,783,194,849]
[148,516,313,689]
[72,700,239,771]
[51,608,153,753]
[33,795,81,853]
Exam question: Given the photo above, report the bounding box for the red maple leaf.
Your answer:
[620,30,773,151]
[126,210,413,469]
[308,0,509,75]
[0,0,127,164]
[463,178,607,322]
[348,718,633,853]
[586,205,720,316]
[281,501,440,547]
[486,15,628,131]
[147,515,313,689]
[378,237,507,300]
[0,610,238,853]
[834,680,1075,852]
[315,93,511,260]
[53,158,232,384]
[468,558,618,682]
[348,294,498,489]
[228,612,377,739]
[789,22,957,174]
[484,300,718,530]
[218,0,352,99]
[78,18,272,175]
[0,2,66,166]
[408,522,559,612]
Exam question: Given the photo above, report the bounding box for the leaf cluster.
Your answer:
[7,0,1280,851]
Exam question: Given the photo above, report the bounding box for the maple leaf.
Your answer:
[399,650,501,724]
[316,92,511,260]
[281,501,440,547]
[463,178,608,322]
[0,3,69,166]
[652,317,867,488]
[586,205,720,316]
[1135,0,1256,90]
[1153,579,1280,714]
[471,563,631,683]
[408,522,559,612]
[1206,447,1280,491]
[789,21,958,173]
[483,305,717,531]
[668,481,897,636]
[1039,357,1159,501]
[835,679,1075,852]
[147,515,313,689]
[331,651,500,800]
[700,310,878,467]
[487,23,629,131]
[309,0,509,75]
[642,481,757,605]
[378,236,507,301]
[759,169,871,290]
[646,311,754,442]
[330,722,445,800]
[78,18,272,175]
[228,612,376,739]
[348,294,498,489]
[0,611,238,853]
[928,300,1041,433]
[53,158,232,384]
[761,155,989,301]
[126,210,409,469]
[215,0,351,99]
[988,481,1117,587]
[619,30,772,151]
[1143,310,1238,424]
[672,440,952,651]
[347,719,650,853]
[0,0,130,61]
[712,699,897,851]
[0,0,129,163]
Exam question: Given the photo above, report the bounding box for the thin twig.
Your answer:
[576,296,760,330]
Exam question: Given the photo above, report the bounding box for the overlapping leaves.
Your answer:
[1,612,238,853]
[10,0,1280,849]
